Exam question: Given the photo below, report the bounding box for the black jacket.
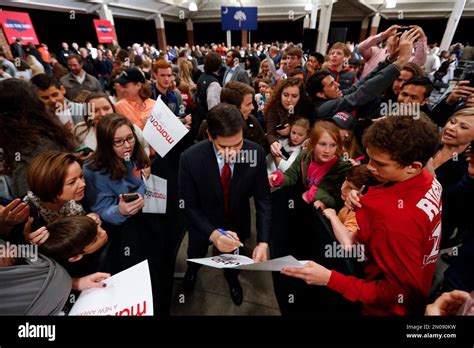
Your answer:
[179,139,271,243]
[312,64,401,120]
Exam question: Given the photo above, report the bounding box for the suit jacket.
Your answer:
[179,139,271,243]
[223,65,251,86]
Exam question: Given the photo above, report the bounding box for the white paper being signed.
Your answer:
[187,254,304,271]
[69,260,153,316]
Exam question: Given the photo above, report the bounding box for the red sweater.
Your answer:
[327,170,442,315]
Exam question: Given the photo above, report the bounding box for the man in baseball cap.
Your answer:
[115,67,146,85]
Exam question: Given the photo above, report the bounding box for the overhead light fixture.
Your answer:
[189,1,198,11]
[386,0,396,8]
[305,2,313,11]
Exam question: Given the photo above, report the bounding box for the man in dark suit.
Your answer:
[179,103,271,305]
[223,49,251,86]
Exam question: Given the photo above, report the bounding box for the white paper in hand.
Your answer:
[69,260,153,316]
[143,96,189,157]
[187,255,304,271]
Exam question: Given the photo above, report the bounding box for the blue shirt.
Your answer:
[83,160,145,225]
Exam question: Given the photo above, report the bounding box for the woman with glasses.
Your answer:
[83,113,151,274]
[73,92,150,156]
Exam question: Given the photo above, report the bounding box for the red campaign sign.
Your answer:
[0,11,39,45]
[93,19,114,44]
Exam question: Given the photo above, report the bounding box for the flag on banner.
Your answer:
[0,11,39,45]
[69,260,153,316]
[93,19,114,44]
[221,7,257,31]
[142,96,189,157]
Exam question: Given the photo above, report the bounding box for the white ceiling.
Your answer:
[5,0,474,22]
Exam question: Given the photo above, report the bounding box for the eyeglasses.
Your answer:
[113,134,135,147]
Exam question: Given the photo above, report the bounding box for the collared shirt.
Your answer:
[115,98,156,130]
[224,67,235,85]
[213,143,235,177]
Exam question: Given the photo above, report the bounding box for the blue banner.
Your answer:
[221,7,257,31]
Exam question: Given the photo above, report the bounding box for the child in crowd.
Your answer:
[40,215,108,279]
[268,120,352,209]
[267,118,310,174]
[38,214,110,312]
[329,111,365,165]
[322,164,380,250]
[327,42,357,91]
[255,78,272,129]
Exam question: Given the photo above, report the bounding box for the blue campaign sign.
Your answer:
[221,7,257,31]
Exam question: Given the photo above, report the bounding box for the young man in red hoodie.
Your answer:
[282,115,442,315]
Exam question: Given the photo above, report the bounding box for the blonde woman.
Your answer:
[178,60,196,91]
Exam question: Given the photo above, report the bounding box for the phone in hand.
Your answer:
[122,193,139,202]
[279,148,290,160]
[75,146,94,156]
[397,26,411,34]
[464,71,474,88]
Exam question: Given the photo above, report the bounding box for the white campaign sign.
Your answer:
[69,260,153,316]
[187,255,305,271]
[143,95,189,157]
[142,174,167,214]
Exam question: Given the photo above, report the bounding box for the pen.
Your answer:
[358,185,366,195]
[217,228,244,247]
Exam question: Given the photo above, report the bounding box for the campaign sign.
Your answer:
[69,260,153,316]
[142,96,189,157]
[0,11,39,44]
[93,19,114,44]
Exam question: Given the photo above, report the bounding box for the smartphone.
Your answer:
[122,193,139,202]
[75,146,94,156]
[280,148,290,160]
[464,71,474,88]
[276,123,286,131]
[397,26,412,34]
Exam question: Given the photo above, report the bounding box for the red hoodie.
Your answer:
[327,170,442,315]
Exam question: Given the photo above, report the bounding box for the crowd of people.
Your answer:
[0,23,473,317]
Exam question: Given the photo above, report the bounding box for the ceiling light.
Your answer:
[189,1,198,11]
[386,0,396,8]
